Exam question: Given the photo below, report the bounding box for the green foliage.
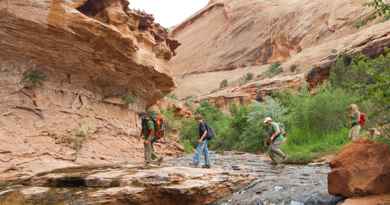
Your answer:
[72,122,95,152]
[368,0,390,19]
[354,19,368,29]
[238,73,255,85]
[220,79,229,89]
[330,52,390,125]
[354,13,378,29]
[161,109,181,133]
[166,94,178,100]
[282,129,349,164]
[245,72,254,81]
[265,63,283,77]
[287,85,358,136]
[22,70,47,87]
[173,52,388,163]
[121,94,136,105]
[374,136,390,150]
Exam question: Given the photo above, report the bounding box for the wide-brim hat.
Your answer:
[263,117,272,123]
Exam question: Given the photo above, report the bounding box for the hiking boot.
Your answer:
[189,162,199,168]
[157,157,164,165]
[201,164,211,169]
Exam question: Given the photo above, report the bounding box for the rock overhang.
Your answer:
[0,0,179,106]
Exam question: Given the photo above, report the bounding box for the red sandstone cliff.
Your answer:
[0,0,182,180]
[170,0,390,102]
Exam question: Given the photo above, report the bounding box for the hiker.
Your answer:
[140,111,163,166]
[348,104,363,141]
[191,115,213,168]
[264,117,287,164]
[368,128,381,139]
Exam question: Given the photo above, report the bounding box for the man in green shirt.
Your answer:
[140,112,162,166]
[264,117,287,164]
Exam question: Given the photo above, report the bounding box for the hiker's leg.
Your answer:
[268,146,277,163]
[192,143,202,166]
[150,138,159,161]
[144,141,152,164]
[351,125,361,141]
[203,140,210,166]
[270,142,286,162]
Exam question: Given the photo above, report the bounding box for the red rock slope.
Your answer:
[170,0,390,100]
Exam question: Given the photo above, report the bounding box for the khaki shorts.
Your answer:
[349,125,361,141]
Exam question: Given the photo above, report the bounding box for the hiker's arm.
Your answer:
[199,130,208,142]
[148,129,155,142]
[270,125,281,141]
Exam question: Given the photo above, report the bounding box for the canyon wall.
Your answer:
[0,0,182,181]
[170,0,390,103]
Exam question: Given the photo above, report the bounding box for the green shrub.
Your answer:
[330,52,390,126]
[265,63,283,77]
[122,94,136,105]
[238,73,255,85]
[374,136,390,150]
[220,79,229,89]
[282,129,349,164]
[167,93,178,100]
[354,19,367,29]
[245,72,254,81]
[287,85,358,136]
[22,70,47,87]
[161,108,181,133]
[368,0,390,19]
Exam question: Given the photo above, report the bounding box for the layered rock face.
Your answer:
[0,0,181,180]
[0,164,252,205]
[170,0,390,102]
[328,140,390,198]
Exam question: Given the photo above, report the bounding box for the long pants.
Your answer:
[144,138,160,164]
[349,125,361,141]
[192,140,210,166]
[268,140,286,164]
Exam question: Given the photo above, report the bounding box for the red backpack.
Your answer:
[359,112,366,127]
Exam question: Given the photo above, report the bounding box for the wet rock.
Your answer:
[328,140,390,197]
[167,152,336,205]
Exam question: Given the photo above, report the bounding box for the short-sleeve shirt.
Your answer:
[143,119,155,140]
[198,122,207,139]
[351,112,360,127]
[267,122,285,142]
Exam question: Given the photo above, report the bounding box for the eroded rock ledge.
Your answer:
[0,0,182,181]
[0,0,179,105]
[0,165,252,205]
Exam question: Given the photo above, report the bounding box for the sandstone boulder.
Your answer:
[341,194,390,205]
[328,140,390,197]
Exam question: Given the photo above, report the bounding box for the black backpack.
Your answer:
[205,123,215,140]
[141,117,149,136]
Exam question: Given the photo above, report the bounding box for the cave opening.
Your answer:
[49,177,87,188]
[77,0,106,17]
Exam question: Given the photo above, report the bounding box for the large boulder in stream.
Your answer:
[0,164,253,205]
[328,139,390,197]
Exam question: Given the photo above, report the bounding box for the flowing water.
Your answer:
[0,152,342,205]
[166,151,343,205]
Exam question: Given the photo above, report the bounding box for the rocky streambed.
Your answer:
[0,152,340,205]
[167,152,342,205]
